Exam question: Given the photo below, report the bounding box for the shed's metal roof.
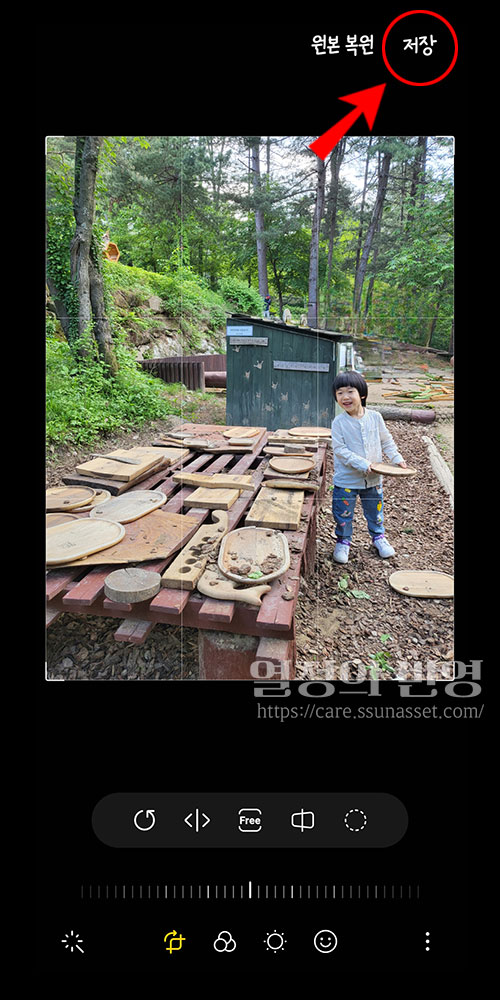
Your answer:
[229,313,353,340]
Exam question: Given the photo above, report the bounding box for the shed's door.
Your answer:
[269,332,335,430]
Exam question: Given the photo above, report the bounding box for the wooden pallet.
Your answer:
[47,427,329,676]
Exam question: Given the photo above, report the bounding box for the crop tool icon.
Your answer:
[164,930,186,953]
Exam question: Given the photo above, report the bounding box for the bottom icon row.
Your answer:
[162,928,338,954]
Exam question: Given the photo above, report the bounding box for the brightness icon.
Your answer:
[61,930,84,954]
[264,930,286,952]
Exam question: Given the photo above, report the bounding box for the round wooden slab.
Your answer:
[76,489,112,511]
[222,426,260,438]
[269,456,315,475]
[46,518,125,565]
[389,571,454,598]
[104,567,161,604]
[46,486,96,511]
[46,512,79,528]
[288,426,331,437]
[370,463,417,477]
[89,490,167,523]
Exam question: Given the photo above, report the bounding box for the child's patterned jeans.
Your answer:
[332,484,385,545]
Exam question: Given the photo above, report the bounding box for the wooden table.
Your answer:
[46,424,329,680]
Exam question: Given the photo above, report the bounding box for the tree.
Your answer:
[307,154,327,327]
[249,138,269,299]
[70,136,118,373]
[352,148,392,325]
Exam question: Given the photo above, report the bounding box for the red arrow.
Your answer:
[309,84,386,160]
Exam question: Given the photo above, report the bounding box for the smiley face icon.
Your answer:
[313,929,338,954]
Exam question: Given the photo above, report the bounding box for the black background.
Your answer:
[38,11,485,983]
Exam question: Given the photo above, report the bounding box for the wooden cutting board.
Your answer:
[389,570,454,598]
[104,567,161,604]
[265,479,319,492]
[269,457,315,475]
[161,510,229,590]
[75,450,163,482]
[288,426,331,437]
[46,486,96,511]
[218,526,290,584]
[46,512,79,528]
[197,565,271,606]
[47,508,199,567]
[172,473,254,492]
[263,447,314,457]
[370,462,417,476]
[46,518,125,565]
[184,487,242,510]
[76,489,112,512]
[245,486,304,530]
[222,426,260,438]
[89,490,167,523]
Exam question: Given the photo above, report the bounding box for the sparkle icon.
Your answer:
[61,930,84,954]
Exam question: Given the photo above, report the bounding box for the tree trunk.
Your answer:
[307,155,327,328]
[70,135,118,373]
[250,140,269,297]
[324,138,346,325]
[354,137,373,287]
[352,151,392,324]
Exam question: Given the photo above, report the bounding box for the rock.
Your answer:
[148,295,164,312]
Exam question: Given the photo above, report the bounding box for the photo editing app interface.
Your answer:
[39,666,479,974]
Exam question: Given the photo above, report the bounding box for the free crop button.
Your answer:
[238,808,262,832]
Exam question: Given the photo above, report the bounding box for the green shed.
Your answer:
[225,314,353,431]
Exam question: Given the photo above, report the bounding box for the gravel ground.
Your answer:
[46,407,454,682]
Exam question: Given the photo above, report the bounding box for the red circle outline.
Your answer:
[382,10,458,86]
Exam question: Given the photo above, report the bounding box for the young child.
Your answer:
[331,371,408,563]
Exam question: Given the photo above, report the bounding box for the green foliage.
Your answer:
[46,328,180,448]
[216,276,262,315]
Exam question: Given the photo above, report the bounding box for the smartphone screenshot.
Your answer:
[40,12,483,982]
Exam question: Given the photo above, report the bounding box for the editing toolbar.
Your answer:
[92,792,408,848]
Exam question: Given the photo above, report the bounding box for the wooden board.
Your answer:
[245,486,304,530]
[288,426,331,437]
[46,512,79,528]
[89,490,167,523]
[265,478,319,492]
[75,450,163,482]
[218,526,290,584]
[222,426,260,438]
[104,568,161,604]
[62,465,166,496]
[389,570,454,598]
[269,456,315,475]
[263,447,314,457]
[370,462,417,477]
[184,487,241,510]
[46,518,125,565]
[161,510,229,590]
[197,565,271,606]
[46,486,96,511]
[172,472,254,492]
[76,489,112,512]
[47,508,199,567]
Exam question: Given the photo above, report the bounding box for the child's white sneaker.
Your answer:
[333,541,349,563]
[373,536,395,558]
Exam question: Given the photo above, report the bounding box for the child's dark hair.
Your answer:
[332,370,368,405]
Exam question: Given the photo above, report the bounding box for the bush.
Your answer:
[217,276,263,315]
[46,328,180,448]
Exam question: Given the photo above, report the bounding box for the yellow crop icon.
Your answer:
[164,930,186,953]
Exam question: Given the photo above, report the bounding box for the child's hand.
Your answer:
[398,460,408,469]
